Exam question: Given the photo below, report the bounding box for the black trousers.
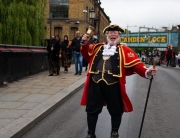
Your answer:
[86,78,124,134]
[166,57,172,67]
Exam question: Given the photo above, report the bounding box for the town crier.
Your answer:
[80,24,157,138]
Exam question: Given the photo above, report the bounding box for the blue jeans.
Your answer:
[73,52,83,73]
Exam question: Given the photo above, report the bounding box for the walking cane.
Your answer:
[138,60,157,138]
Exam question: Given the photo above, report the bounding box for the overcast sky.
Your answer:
[101,0,180,32]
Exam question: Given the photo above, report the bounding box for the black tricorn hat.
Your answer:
[103,24,125,34]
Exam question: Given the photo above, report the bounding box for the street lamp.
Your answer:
[89,9,95,19]
[126,25,137,45]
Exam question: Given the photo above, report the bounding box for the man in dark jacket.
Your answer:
[165,45,174,67]
[71,31,83,75]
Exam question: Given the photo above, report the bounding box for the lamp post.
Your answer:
[126,25,137,45]
[49,13,52,47]
[97,0,101,41]
[49,0,52,47]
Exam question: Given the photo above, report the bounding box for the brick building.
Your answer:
[45,0,111,42]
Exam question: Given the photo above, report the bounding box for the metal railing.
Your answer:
[0,45,49,84]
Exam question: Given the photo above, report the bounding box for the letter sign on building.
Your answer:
[121,32,178,47]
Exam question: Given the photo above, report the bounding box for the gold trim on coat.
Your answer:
[92,77,118,85]
[121,46,141,67]
[89,46,103,74]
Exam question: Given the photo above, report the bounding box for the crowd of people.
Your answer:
[46,31,180,78]
[46,30,99,76]
[140,44,180,68]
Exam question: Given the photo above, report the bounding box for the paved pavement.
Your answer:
[0,65,87,138]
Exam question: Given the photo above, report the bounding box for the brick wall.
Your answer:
[45,0,111,42]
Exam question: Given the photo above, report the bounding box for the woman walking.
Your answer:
[60,35,72,72]
[47,35,61,76]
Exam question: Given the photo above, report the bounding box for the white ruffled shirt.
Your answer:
[102,43,117,59]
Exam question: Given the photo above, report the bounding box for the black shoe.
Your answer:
[64,69,68,73]
[74,73,78,75]
[79,72,81,75]
[111,132,119,138]
[48,74,53,76]
[86,131,96,138]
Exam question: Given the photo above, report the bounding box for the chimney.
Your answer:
[162,27,168,31]
[171,25,178,31]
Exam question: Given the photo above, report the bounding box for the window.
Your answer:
[70,27,78,40]
[54,27,62,39]
[50,0,69,18]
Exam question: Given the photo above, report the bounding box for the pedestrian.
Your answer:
[60,35,72,73]
[47,36,55,76]
[80,24,157,138]
[165,44,174,67]
[48,35,61,76]
[71,31,83,75]
[176,51,180,67]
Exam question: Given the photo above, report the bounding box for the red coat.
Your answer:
[165,48,174,58]
[80,42,148,112]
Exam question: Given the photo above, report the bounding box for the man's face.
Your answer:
[55,36,59,41]
[64,36,68,40]
[75,31,80,38]
[106,31,120,45]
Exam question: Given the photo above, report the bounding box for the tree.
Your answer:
[0,0,46,46]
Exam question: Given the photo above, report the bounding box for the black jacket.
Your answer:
[71,37,81,52]
[52,40,61,61]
